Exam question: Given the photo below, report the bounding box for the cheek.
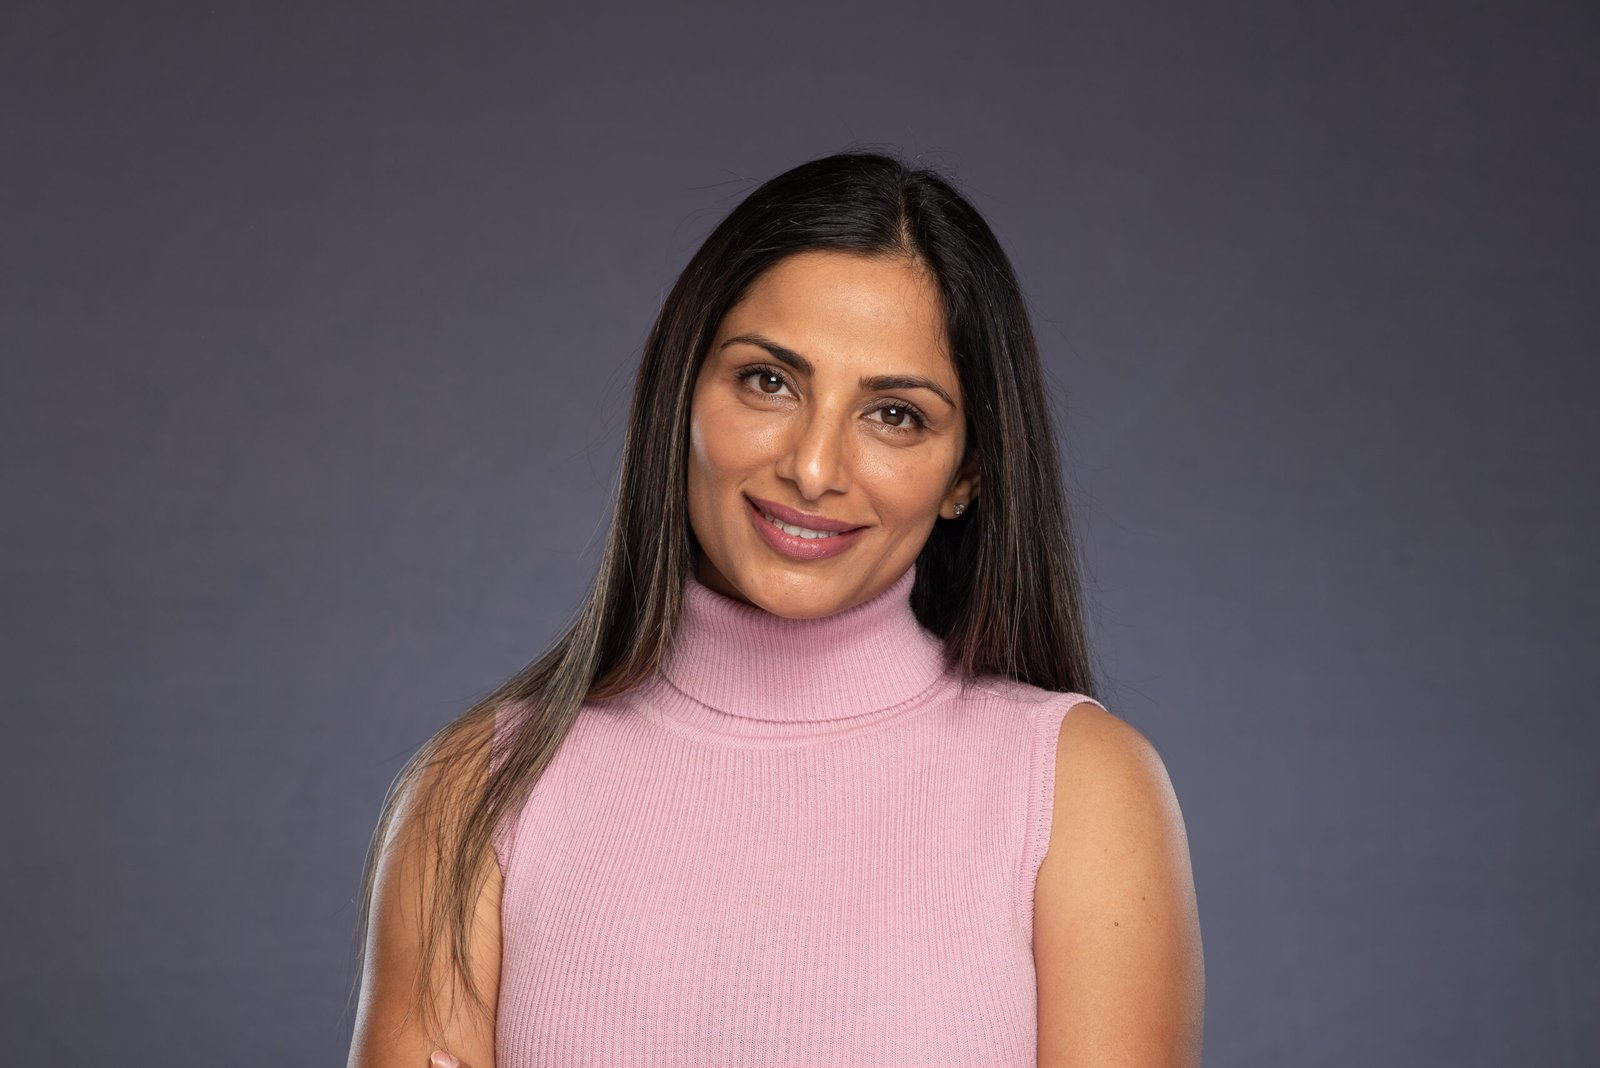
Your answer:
[854,448,953,517]
[689,400,773,482]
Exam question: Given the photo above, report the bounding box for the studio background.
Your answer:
[3,2,1594,1064]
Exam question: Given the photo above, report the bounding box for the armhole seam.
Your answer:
[1017,691,1107,947]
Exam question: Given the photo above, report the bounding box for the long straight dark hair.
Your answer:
[349,148,1100,1041]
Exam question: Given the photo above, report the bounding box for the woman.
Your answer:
[347,150,1204,1067]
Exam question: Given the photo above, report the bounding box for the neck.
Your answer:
[656,563,950,729]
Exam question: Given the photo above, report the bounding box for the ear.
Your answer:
[941,449,981,520]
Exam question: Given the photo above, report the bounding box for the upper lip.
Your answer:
[747,495,867,533]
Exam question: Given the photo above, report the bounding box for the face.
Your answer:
[686,249,980,619]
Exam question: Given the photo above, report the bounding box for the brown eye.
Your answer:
[867,401,928,433]
[735,365,795,400]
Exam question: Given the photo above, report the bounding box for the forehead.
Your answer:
[718,250,951,367]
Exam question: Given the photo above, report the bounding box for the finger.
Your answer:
[429,1053,461,1068]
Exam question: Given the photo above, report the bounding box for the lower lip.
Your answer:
[746,496,867,561]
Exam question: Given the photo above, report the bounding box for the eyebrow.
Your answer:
[718,333,957,409]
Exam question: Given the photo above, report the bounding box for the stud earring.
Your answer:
[953,503,966,516]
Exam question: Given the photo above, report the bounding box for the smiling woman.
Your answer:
[347,150,1204,1068]
[687,251,978,612]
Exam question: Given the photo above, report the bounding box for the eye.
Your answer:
[866,401,929,435]
[736,365,793,397]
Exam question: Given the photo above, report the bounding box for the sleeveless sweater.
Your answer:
[489,562,1104,1067]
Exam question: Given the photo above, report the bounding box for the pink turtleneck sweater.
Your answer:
[489,562,1103,1066]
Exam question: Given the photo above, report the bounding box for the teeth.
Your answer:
[761,510,839,539]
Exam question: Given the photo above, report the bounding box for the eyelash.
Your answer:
[733,364,930,435]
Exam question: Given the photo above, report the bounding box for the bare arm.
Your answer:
[346,750,503,1068]
[1034,701,1206,1067]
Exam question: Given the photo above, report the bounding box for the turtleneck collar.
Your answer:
[656,562,951,727]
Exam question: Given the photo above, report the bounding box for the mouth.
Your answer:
[744,495,868,560]
[745,494,866,538]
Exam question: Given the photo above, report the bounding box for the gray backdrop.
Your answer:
[3,1,1594,1064]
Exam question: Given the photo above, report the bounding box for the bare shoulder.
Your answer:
[347,714,504,1068]
[1049,700,1177,816]
[1034,699,1205,1068]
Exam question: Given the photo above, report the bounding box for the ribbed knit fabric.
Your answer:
[489,562,1104,1066]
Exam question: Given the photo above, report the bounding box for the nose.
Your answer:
[774,407,853,503]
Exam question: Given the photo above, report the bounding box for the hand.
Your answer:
[430,1053,471,1068]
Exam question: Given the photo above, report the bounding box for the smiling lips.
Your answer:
[745,495,868,561]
